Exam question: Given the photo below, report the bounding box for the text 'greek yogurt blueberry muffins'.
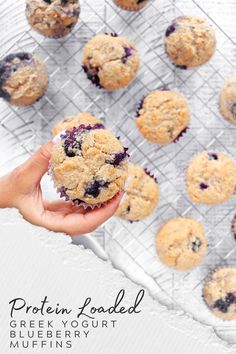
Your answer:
[219,75,236,125]
[26,0,80,38]
[50,123,129,207]
[186,151,236,205]
[135,89,190,144]
[113,0,150,12]
[165,16,216,69]
[82,33,140,91]
[156,217,207,271]
[116,163,159,221]
[52,112,102,137]
[203,268,236,320]
[0,52,48,106]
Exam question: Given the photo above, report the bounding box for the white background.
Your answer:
[0,209,230,353]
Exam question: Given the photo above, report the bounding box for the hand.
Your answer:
[0,142,122,236]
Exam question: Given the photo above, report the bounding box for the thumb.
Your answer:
[21,142,53,184]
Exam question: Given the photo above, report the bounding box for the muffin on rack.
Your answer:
[186,151,236,205]
[82,33,140,90]
[203,267,236,320]
[165,16,216,69]
[26,0,80,38]
[50,123,129,207]
[52,112,102,137]
[156,217,207,271]
[135,89,190,144]
[0,52,48,106]
[112,0,150,12]
[116,163,159,222]
[219,75,236,125]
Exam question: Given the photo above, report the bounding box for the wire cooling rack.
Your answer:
[1,0,236,349]
[104,0,236,348]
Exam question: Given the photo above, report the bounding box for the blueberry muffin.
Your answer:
[219,75,236,125]
[156,217,207,271]
[136,90,190,144]
[26,0,80,38]
[0,52,48,106]
[82,34,140,90]
[203,268,236,320]
[186,151,236,205]
[113,0,149,11]
[116,163,159,221]
[165,16,216,69]
[51,124,129,206]
[52,112,101,137]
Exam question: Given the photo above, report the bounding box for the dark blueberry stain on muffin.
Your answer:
[165,24,176,37]
[66,6,80,18]
[0,52,33,100]
[191,237,202,252]
[208,152,218,160]
[85,180,109,198]
[136,0,146,3]
[0,88,10,101]
[64,139,82,157]
[82,65,102,88]
[62,124,105,156]
[70,7,80,17]
[200,182,208,190]
[43,0,52,4]
[108,147,129,166]
[225,293,235,304]
[85,123,105,131]
[213,293,235,313]
[230,103,236,118]
[122,47,132,64]
[213,299,228,313]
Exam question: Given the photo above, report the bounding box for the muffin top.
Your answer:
[219,75,236,125]
[52,112,102,137]
[82,34,140,90]
[136,90,190,144]
[0,52,48,106]
[26,0,80,38]
[203,268,236,320]
[156,217,207,270]
[51,124,129,206]
[186,151,236,205]
[165,16,216,68]
[116,163,159,221]
[113,0,150,12]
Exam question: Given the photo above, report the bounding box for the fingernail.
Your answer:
[118,192,127,207]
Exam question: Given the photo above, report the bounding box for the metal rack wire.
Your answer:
[103,0,236,347]
[1,0,236,348]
